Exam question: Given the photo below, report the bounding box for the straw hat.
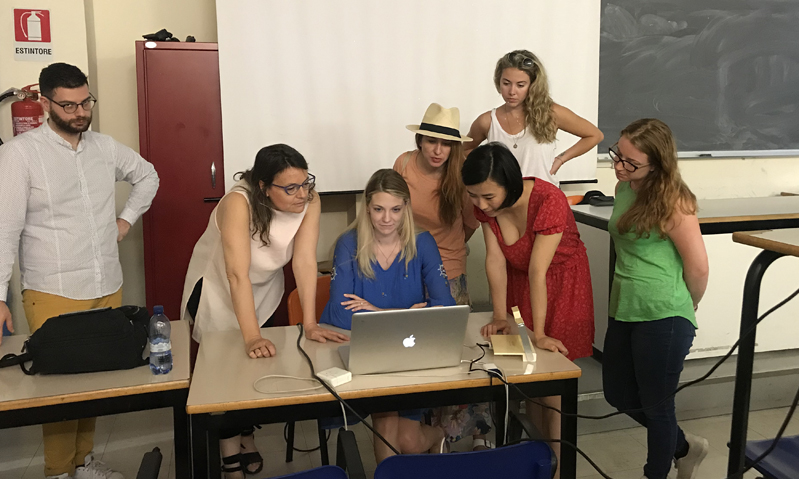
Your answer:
[406,103,472,142]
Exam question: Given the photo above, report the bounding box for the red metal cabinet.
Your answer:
[136,41,225,319]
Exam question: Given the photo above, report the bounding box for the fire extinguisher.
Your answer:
[11,84,44,137]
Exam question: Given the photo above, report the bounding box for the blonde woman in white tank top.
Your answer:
[180,144,347,479]
[465,50,603,187]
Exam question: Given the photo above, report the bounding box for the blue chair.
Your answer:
[745,434,799,479]
[373,440,555,479]
[271,465,348,479]
[275,428,366,479]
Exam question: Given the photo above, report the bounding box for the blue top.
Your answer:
[320,230,455,330]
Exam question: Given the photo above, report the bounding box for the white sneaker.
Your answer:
[74,454,124,479]
[46,474,71,479]
[674,433,709,479]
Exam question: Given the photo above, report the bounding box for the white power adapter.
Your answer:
[317,367,352,387]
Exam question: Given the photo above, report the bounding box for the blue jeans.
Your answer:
[602,316,695,479]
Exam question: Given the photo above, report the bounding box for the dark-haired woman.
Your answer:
[462,142,593,475]
[180,144,347,479]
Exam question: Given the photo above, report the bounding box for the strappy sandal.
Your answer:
[222,453,244,479]
[240,426,264,475]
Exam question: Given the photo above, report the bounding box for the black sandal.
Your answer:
[240,426,264,475]
[222,453,244,479]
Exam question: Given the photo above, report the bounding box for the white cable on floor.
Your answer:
[340,400,348,431]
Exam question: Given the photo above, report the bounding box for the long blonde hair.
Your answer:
[494,50,557,144]
[414,134,466,226]
[616,119,697,238]
[352,169,417,279]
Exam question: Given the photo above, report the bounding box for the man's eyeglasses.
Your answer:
[609,146,648,172]
[43,94,97,114]
[271,173,315,196]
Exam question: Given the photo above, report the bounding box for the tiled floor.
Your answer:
[0,407,796,479]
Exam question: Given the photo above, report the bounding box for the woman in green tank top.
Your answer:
[603,119,710,479]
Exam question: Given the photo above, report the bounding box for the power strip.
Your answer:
[317,367,352,387]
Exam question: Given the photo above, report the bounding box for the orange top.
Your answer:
[393,150,479,279]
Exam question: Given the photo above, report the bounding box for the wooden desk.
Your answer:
[187,312,582,479]
[727,229,799,477]
[572,196,799,358]
[0,320,192,479]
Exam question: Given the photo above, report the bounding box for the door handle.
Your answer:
[211,162,217,189]
[203,197,222,203]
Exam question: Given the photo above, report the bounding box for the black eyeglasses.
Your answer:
[43,94,97,114]
[271,173,315,196]
[609,146,649,172]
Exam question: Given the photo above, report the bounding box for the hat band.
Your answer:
[419,122,461,139]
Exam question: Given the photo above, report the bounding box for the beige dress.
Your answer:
[180,181,308,342]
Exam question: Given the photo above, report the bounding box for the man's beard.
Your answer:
[49,108,92,134]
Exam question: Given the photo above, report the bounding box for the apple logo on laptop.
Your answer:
[403,335,416,348]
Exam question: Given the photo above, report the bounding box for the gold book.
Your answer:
[490,334,525,356]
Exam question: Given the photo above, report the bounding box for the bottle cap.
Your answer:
[154,305,164,314]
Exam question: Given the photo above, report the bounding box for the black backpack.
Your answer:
[0,305,150,375]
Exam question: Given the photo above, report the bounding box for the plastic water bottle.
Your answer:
[148,305,172,374]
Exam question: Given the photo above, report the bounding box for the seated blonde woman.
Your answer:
[320,169,455,462]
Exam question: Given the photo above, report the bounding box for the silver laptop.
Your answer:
[338,305,470,375]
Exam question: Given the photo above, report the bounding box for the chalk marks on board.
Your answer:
[599,0,799,154]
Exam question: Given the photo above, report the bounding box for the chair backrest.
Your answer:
[287,275,332,326]
[374,441,554,479]
[272,465,348,479]
[566,195,584,206]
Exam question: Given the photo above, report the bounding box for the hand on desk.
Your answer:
[480,319,510,337]
[304,323,349,343]
[534,335,568,356]
[245,336,276,359]
[0,301,13,346]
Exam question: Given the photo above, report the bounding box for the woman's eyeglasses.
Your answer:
[608,147,648,172]
[271,173,316,195]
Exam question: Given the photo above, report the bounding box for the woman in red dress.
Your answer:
[462,142,594,473]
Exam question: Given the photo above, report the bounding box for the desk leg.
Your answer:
[727,250,783,478]
[560,378,578,479]
[172,391,190,479]
[190,415,208,479]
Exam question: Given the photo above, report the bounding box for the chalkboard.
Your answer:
[598,0,799,155]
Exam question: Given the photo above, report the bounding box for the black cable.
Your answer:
[295,324,401,456]
[484,285,799,479]
[282,422,330,452]
[520,284,799,420]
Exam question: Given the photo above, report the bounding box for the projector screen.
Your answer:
[217,0,600,193]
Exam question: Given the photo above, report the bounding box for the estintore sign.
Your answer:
[14,9,53,61]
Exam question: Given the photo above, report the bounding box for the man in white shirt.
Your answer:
[0,63,159,479]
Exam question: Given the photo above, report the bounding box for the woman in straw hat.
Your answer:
[465,49,603,186]
[394,103,492,450]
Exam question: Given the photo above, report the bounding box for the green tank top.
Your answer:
[608,182,697,327]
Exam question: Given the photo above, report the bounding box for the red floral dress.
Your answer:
[474,178,594,360]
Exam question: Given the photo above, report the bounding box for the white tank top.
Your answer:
[486,108,559,186]
[180,180,308,342]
